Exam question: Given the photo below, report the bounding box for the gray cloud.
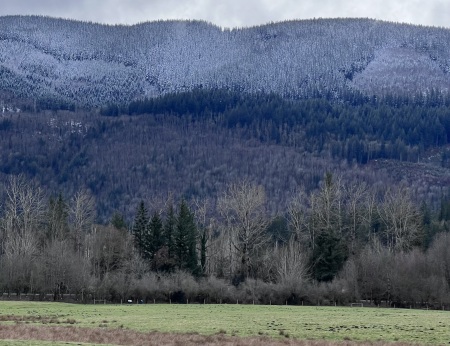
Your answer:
[0,0,448,28]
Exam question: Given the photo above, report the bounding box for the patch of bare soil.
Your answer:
[0,325,420,346]
[0,314,76,325]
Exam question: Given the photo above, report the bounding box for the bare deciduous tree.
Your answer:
[345,181,368,254]
[377,187,421,252]
[311,173,345,238]
[218,181,270,280]
[0,175,45,295]
[287,189,313,248]
[36,239,80,298]
[2,175,44,240]
[70,189,96,256]
[275,237,308,288]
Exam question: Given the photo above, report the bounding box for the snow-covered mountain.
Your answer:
[0,16,450,106]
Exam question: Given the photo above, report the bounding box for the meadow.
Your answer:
[0,301,448,345]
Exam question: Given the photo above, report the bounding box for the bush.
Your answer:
[198,276,236,303]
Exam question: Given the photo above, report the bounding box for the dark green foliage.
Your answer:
[107,89,450,164]
[132,201,149,258]
[148,212,164,258]
[308,173,349,282]
[110,211,127,231]
[124,88,243,117]
[175,200,199,275]
[267,216,289,243]
[164,204,176,260]
[130,205,180,272]
[199,228,208,275]
[149,205,177,272]
[311,231,348,282]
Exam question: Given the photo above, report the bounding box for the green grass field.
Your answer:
[0,301,449,345]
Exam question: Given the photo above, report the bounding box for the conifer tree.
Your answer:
[175,200,199,275]
[311,231,348,282]
[46,193,69,241]
[132,201,149,258]
[110,211,127,231]
[148,212,164,258]
[200,228,208,275]
[310,172,348,281]
[164,204,176,259]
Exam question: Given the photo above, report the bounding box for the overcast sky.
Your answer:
[0,0,449,28]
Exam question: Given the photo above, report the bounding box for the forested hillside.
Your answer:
[1,16,450,306]
[1,89,450,220]
[0,16,450,107]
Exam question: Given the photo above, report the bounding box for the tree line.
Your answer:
[1,174,449,307]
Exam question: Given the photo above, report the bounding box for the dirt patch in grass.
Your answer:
[0,324,421,346]
[0,315,76,325]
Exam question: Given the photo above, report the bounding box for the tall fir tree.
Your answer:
[175,200,199,275]
[164,204,176,260]
[46,193,69,241]
[199,228,208,275]
[132,200,149,258]
[311,231,348,282]
[148,212,164,258]
[110,211,127,231]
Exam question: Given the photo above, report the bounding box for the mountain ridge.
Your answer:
[1,16,450,108]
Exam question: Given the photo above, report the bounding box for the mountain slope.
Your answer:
[1,16,450,107]
[2,93,450,220]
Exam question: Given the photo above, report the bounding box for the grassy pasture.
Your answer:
[0,301,448,345]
